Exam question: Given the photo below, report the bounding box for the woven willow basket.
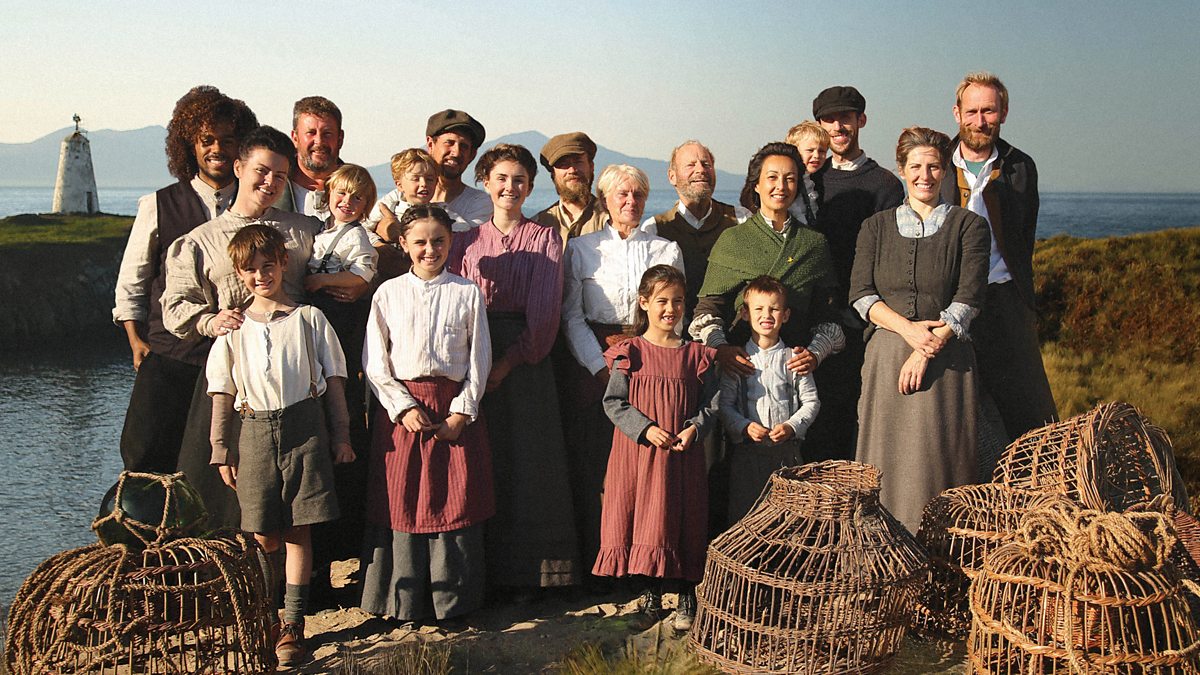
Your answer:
[992,401,1186,513]
[912,484,1075,640]
[968,503,1200,674]
[689,461,927,674]
[5,531,275,674]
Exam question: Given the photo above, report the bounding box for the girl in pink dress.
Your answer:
[595,264,719,631]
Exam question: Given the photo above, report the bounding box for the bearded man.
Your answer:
[275,96,344,219]
[941,71,1058,441]
[534,131,605,247]
[113,85,256,473]
[643,140,748,322]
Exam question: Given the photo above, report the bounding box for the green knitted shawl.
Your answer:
[699,213,835,316]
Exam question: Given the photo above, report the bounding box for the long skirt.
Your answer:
[360,377,493,619]
[855,330,979,534]
[177,371,241,529]
[483,313,579,588]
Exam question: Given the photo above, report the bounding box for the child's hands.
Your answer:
[435,413,470,442]
[672,425,698,452]
[401,407,437,433]
[332,441,356,464]
[768,423,796,444]
[644,425,676,450]
[218,464,238,491]
[304,274,327,293]
[745,422,770,443]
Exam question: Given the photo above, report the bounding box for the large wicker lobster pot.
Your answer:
[993,401,1186,513]
[5,531,275,674]
[968,502,1200,674]
[690,461,927,674]
[912,484,1075,639]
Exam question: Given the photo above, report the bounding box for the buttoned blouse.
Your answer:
[718,339,821,440]
[363,270,492,423]
[561,223,685,374]
[448,218,564,364]
[206,306,347,412]
[162,208,320,340]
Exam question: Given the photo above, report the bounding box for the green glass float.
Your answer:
[92,471,208,549]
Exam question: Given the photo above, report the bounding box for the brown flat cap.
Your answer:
[426,109,486,147]
[813,86,867,118]
[540,132,597,171]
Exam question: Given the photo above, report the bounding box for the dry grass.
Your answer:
[336,640,453,675]
[557,643,720,675]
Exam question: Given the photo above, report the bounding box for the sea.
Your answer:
[1,185,1198,633]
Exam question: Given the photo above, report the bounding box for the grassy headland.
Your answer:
[1034,227,1200,508]
[0,213,133,248]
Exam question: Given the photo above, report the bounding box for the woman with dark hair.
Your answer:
[447,144,581,598]
[850,126,990,533]
[690,143,844,387]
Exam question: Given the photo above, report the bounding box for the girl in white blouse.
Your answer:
[360,205,494,626]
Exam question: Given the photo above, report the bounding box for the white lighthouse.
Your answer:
[51,114,100,214]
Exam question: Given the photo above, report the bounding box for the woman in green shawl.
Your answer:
[689,143,844,380]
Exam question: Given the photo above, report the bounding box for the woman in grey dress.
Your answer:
[849,127,991,533]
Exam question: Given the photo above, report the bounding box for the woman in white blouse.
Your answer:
[559,164,683,586]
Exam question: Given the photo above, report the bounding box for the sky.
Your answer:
[1,0,1198,193]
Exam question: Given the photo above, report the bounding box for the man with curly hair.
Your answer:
[113,85,257,474]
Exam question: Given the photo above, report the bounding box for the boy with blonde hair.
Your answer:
[785,120,830,226]
[364,148,440,243]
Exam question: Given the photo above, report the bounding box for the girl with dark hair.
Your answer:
[447,144,582,598]
[360,205,495,627]
[595,264,719,631]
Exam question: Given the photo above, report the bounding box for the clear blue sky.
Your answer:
[2,0,1198,192]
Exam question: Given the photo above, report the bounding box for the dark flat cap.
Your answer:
[813,86,867,118]
[539,132,597,171]
[426,109,486,147]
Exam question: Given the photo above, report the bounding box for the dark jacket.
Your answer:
[941,136,1039,308]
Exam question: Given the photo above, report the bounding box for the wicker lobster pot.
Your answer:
[992,401,1186,513]
[5,531,275,674]
[912,484,1075,639]
[690,461,927,674]
[968,503,1200,674]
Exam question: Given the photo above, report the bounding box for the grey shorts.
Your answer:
[236,396,340,533]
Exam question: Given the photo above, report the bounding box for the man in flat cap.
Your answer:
[806,85,904,463]
[642,140,748,325]
[426,109,492,231]
[941,71,1057,444]
[275,95,346,219]
[534,131,605,247]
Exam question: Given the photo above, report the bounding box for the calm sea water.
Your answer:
[2,186,1199,239]
[1,185,1197,662]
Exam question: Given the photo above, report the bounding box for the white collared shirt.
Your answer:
[292,181,330,220]
[562,223,685,374]
[363,270,492,422]
[952,145,1012,284]
[113,176,235,324]
[831,152,869,172]
[310,219,378,282]
[641,200,752,235]
[442,185,493,232]
[207,306,346,412]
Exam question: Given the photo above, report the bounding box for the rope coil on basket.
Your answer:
[968,501,1200,674]
[5,530,275,674]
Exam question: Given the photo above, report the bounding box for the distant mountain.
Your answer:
[1,127,744,201]
[0,126,170,188]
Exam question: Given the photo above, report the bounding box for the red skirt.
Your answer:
[366,377,494,534]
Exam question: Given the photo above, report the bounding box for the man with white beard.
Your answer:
[534,131,605,246]
[941,71,1058,441]
[643,140,748,323]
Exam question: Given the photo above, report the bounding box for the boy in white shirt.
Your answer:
[207,224,354,666]
[718,275,821,523]
[363,148,440,245]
